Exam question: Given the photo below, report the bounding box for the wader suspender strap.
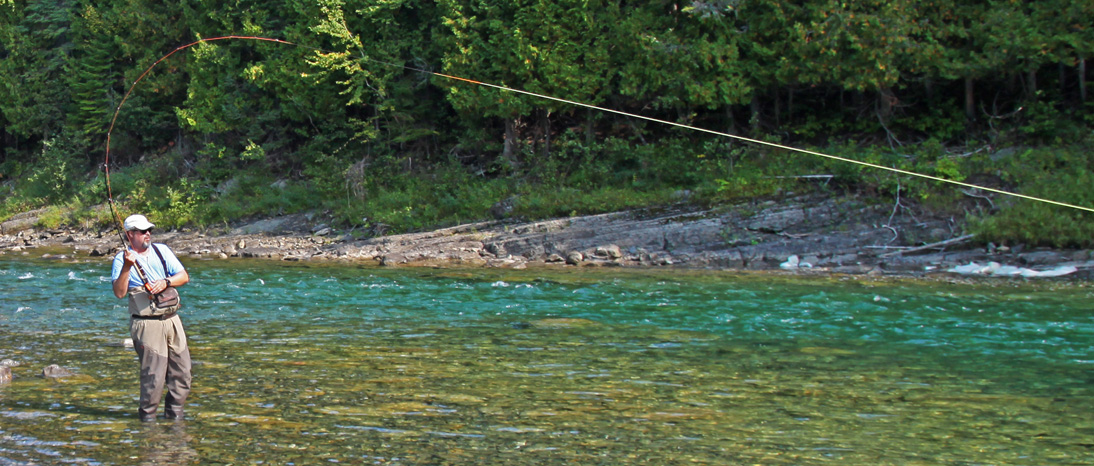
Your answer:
[151,244,169,278]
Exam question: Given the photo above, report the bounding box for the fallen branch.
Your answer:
[879,234,975,258]
[767,175,835,186]
[961,188,995,209]
[769,175,835,180]
[883,225,899,243]
[778,232,812,239]
[883,183,904,243]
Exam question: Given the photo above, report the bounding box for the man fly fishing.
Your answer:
[110,214,192,421]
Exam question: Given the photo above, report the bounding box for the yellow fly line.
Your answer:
[429,71,1094,215]
[103,34,1093,215]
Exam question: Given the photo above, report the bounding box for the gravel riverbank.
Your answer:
[3,195,1092,280]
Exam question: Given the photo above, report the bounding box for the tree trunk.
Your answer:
[725,105,737,135]
[541,108,550,159]
[585,107,594,147]
[1059,62,1069,107]
[1080,58,1088,103]
[964,77,975,121]
[773,88,781,126]
[786,86,794,122]
[1026,69,1037,99]
[852,90,865,110]
[877,87,895,122]
[502,117,519,169]
[750,93,762,134]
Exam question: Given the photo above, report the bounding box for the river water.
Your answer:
[1,253,1091,465]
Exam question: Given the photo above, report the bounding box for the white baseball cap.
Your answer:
[123,214,155,231]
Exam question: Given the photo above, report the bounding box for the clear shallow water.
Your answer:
[1,253,1092,465]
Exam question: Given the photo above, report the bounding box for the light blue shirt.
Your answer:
[111,243,185,289]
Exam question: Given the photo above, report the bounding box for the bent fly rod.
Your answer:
[102,35,1094,230]
[103,36,299,246]
[102,36,304,292]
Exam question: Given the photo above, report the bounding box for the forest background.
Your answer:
[1,0,1092,248]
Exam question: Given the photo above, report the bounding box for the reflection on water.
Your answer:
[135,422,197,465]
[1,255,1092,464]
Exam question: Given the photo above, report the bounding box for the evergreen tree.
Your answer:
[0,0,74,141]
[66,3,117,146]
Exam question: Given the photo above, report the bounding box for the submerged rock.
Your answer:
[529,318,601,329]
[0,366,11,384]
[42,364,74,378]
[105,338,135,348]
[799,346,856,356]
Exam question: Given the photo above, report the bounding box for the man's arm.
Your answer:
[112,250,136,299]
[166,269,190,288]
[140,268,188,295]
[156,244,189,291]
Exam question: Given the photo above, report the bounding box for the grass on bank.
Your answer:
[2,136,1093,249]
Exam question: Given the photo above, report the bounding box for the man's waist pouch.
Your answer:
[128,286,182,317]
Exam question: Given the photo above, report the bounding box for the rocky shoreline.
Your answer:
[2,195,1092,280]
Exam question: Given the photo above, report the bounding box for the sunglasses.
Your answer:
[131,228,152,234]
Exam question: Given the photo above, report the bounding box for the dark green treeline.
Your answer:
[0,0,1091,243]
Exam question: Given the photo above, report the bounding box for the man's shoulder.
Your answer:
[153,243,183,264]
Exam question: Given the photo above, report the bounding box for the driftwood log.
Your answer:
[880,234,975,258]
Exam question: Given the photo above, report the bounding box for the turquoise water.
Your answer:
[1,253,1092,465]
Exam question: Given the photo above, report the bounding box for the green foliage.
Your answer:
[65,4,118,142]
[25,131,85,203]
[544,135,631,189]
[161,178,205,228]
[342,164,508,233]
[0,158,29,216]
[0,0,1091,250]
[203,173,312,224]
[970,170,1094,249]
[175,42,249,134]
[302,148,353,199]
[614,0,749,109]
[0,0,72,139]
[712,156,789,202]
[512,186,672,221]
[193,142,233,183]
[959,145,1094,248]
[893,100,966,142]
[34,205,72,230]
[1016,100,1089,145]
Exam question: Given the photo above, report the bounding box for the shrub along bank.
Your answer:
[3,138,1093,251]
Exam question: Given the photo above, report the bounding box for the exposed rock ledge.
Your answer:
[2,195,1091,279]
